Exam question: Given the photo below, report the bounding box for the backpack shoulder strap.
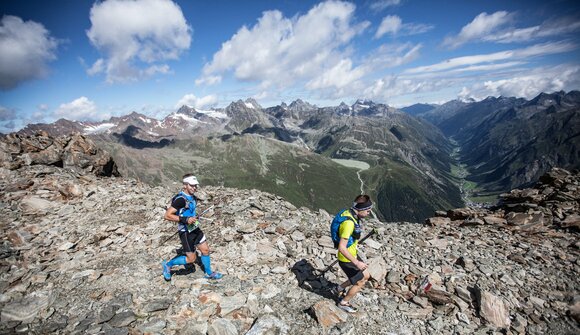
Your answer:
[331,209,356,248]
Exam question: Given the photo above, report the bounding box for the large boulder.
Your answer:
[0,132,119,177]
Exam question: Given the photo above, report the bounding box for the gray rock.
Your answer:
[18,196,54,215]
[456,312,470,324]
[367,257,388,284]
[246,315,289,335]
[107,311,136,328]
[96,305,117,324]
[137,318,166,333]
[386,271,400,283]
[207,318,238,335]
[142,298,172,313]
[477,289,511,329]
[219,293,246,316]
[0,290,51,323]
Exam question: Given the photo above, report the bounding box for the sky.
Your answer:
[1,0,579,133]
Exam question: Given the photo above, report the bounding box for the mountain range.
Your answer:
[13,90,580,221]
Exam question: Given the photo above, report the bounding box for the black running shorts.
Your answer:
[179,228,206,253]
[339,258,364,285]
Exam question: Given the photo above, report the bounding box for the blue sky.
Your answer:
[1,0,579,132]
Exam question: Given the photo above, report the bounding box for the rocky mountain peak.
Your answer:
[227,99,260,111]
[354,98,373,105]
[111,111,149,122]
[524,90,580,109]
[244,98,262,109]
[353,98,375,108]
[1,132,578,334]
[176,105,196,116]
[288,99,316,112]
[18,118,85,137]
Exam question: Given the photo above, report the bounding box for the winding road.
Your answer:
[332,158,378,220]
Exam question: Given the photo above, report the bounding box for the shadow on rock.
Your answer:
[169,248,202,277]
[291,259,338,301]
[173,263,196,276]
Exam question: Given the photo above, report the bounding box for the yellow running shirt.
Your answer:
[337,219,359,263]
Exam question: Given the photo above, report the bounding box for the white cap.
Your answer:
[183,175,199,186]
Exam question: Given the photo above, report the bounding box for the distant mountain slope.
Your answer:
[92,133,360,215]
[454,91,580,193]
[409,90,580,200]
[436,96,526,137]
[418,99,471,126]
[400,103,437,116]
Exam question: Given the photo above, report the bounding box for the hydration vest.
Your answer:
[330,209,361,248]
[172,191,197,231]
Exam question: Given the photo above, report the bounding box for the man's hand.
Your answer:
[355,260,368,271]
[186,216,198,225]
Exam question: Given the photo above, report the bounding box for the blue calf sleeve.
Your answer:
[167,255,187,267]
[201,255,212,275]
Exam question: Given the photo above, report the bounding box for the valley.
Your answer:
[449,143,497,207]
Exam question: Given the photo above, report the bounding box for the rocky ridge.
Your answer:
[0,135,579,334]
[0,131,119,177]
[426,167,580,232]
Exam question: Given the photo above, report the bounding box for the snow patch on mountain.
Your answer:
[83,123,115,134]
[168,113,200,124]
[197,109,229,119]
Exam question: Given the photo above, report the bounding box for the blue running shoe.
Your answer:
[205,272,223,280]
[162,260,171,281]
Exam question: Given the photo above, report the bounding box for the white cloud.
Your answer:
[462,64,580,100]
[252,91,269,100]
[443,11,512,48]
[457,87,472,101]
[198,1,369,90]
[406,41,577,74]
[0,15,59,90]
[54,97,104,121]
[484,26,540,44]
[143,64,171,76]
[306,59,365,90]
[375,15,433,39]
[87,58,105,76]
[376,15,402,38]
[484,15,580,43]
[0,105,16,121]
[363,57,580,106]
[195,75,221,86]
[444,61,526,74]
[0,119,16,134]
[365,43,422,70]
[175,94,218,109]
[404,23,434,35]
[363,74,450,101]
[370,0,401,11]
[86,0,192,83]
